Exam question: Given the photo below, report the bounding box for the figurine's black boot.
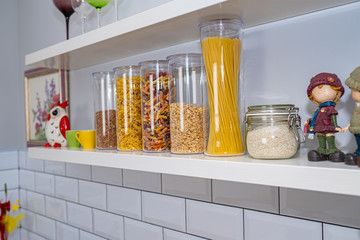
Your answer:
[328,150,345,162]
[308,150,327,161]
[345,153,358,165]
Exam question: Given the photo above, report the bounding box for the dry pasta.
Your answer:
[116,75,142,150]
[201,37,244,155]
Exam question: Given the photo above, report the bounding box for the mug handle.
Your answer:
[75,132,83,146]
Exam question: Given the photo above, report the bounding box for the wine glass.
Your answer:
[53,0,75,40]
[71,0,93,34]
[86,0,112,28]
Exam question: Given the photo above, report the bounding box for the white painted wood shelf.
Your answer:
[25,0,358,70]
[28,147,360,197]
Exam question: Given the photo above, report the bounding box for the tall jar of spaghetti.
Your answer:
[114,65,142,151]
[199,19,245,156]
[139,60,171,152]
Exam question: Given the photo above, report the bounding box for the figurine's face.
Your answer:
[312,85,337,103]
[351,89,360,104]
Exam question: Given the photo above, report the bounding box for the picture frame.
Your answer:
[24,68,69,146]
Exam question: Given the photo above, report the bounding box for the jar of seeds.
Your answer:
[167,53,205,154]
[92,71,117,149]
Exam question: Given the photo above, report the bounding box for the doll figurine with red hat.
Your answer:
[344,66,360,166]
[305,72,346,162]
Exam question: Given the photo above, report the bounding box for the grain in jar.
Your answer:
[245,104,304,159]
[167,53,205,154]
[92,71,117,149]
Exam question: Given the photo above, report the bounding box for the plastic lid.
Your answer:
[198,18,243,29]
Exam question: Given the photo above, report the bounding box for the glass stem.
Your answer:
[81,16,86,34]
[65,16,70,40]
[96,8,101,28]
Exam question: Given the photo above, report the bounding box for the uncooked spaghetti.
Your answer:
[201,36,244,155]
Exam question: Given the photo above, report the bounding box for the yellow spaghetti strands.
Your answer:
[116,75,142,150]
[202,36,244,155]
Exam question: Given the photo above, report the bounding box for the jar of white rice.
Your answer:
[245,105,304,159]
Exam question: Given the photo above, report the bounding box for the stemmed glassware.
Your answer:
[71,0,93,34]
[86,0,112,28]
[53,0,75,40]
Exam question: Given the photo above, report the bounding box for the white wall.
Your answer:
[0,0,19,150]
[6,0,360,153]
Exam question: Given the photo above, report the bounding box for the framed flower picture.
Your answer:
[24,68,69,146]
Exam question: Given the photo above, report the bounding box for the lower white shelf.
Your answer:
[28,147,360,196]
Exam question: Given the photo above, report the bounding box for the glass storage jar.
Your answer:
[113,66,142,151]
[245,104,304,159]
[92,71,117,149]
[199,18,245,156]
[139,60,170,152]
[167,53,205,154]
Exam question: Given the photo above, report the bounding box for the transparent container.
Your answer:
[245,104,304,159]
[199,19,244,156]
[167,53,205,154]
[92,71,117,149]
[113,66,142,151]
[139,60,170,152]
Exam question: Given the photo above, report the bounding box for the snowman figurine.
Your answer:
[44,101,70,148]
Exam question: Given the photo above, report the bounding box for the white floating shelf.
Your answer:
[25,0,358,70]
[28,147,360,196]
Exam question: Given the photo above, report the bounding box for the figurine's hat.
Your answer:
[307,72,344,97]
[345,66,360,91]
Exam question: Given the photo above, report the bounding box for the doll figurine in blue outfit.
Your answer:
[344,66,360,166]
[305,73,346,162]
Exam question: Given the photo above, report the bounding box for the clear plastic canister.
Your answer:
[199,19,244,156]
[167,53,205,154]
[92,71,117,149]
[113,66,142,151]
[139,60,170,152]
[245,104,304,159]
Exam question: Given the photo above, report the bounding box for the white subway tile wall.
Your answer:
[92,166,123,185]
[67,202,93,232]
[79,180,106,210]
[8,150,359,240]
[35,172,55,196]
[44,161,66,175]
[45,196,67,222]
[56,222,80,240]
[186,199,244,240]
[93,209,124,240]
[244,210,322,240]
[323,224,360,240]
[124,218,163,240]
[66,163,91,180]
[164,228,209,240]
[0,169,18,190]
[79,230,107,240]
[35,214,56,239]
[142,191,186,231]
[0,151,18,169]
[55,175,79,202]
[107,185,142,219]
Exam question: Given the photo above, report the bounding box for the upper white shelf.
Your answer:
[25,0,358,70]
[28,147,360,197]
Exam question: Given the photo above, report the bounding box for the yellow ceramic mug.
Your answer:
[75,130,95,149]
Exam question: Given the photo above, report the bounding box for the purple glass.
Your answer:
[53,0,75,40]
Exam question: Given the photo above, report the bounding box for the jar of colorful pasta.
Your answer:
[139,60,170,152]
[245,104,304,159]
[199,19,245,156]
[114,65,142,151]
